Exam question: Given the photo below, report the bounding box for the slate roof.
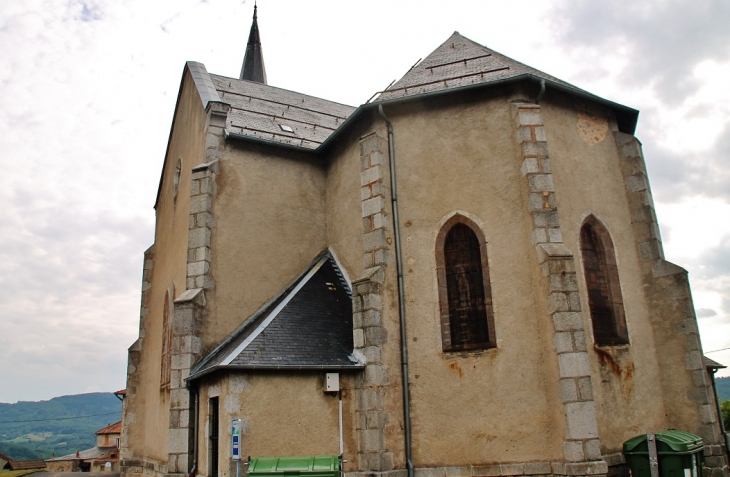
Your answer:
[188,250,363,381]
[376,32,582,103]
[47,447,117,462]
[212,74,355,150]
[156,32,640,207]
[704,355,727,370]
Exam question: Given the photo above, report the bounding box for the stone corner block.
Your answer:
[565,400,599,439]
[471,464,501,477]
[652,259,688,278]
[354,266,385,285]
[563,461,608,476]
[191,159,219,174]
[536,243,573,263]
[523,462,552,475]
[174,288,206,306]
[499,463,525,476]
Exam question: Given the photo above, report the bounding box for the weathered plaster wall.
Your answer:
[205,143,327,352]
[97,432,120,448]
[196,373,357,477]
[379,90,566,466]
[125,67,210,468]
[540,94,673,453]
[325,123,368,284]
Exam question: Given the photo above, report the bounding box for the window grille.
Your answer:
[580,218,628,346]
[436,216,495,352]
[160,290,173,389]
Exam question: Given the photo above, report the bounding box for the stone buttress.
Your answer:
[351,131,404,477]
[166,101,228,477]
[121,245,158,477]
[512,101,606,477]
[614,133,729,477]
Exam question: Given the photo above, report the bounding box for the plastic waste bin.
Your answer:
[624,430,704,477]
[248,456,341,477]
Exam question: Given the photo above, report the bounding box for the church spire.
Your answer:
[240,3,267,84]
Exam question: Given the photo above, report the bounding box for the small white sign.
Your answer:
[232,418,241,461]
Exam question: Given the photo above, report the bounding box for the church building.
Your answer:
[120,7,729,477]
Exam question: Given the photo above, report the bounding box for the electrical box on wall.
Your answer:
[324,373,340,392]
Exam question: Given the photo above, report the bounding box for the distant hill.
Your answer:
[716,376,730,402]
[0,392,121,461]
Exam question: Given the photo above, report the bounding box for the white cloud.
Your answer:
[1,0,729,400]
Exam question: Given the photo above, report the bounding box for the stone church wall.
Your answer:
[122,67,216,477]
[204,142,328,355]
[195,373,354,477]
[374,89,567,466]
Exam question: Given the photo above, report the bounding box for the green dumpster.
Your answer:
[248,456,341,477]
[624,430,704,477]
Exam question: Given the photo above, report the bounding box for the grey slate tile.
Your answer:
[188,251,362,381]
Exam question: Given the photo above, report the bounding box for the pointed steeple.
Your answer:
[240,3,267,84]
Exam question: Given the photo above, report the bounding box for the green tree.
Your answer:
[722,400,730,431]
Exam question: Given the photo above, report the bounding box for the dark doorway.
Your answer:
[209,397,219,477]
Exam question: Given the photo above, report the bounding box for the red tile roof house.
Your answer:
[1,456,46,471]
[45,421,121,472]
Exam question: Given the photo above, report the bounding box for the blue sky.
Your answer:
[0,0,728,403]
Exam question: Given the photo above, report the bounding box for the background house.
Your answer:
[46,421,121,472]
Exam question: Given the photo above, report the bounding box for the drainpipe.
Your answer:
[535,79,546,104]
[188,384,199,477]
[377,104,414,477]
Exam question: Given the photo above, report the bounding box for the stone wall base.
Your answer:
[348,470,408,477]
[703,444,730,477]
[121,457,167,477]
[346,461,608,477]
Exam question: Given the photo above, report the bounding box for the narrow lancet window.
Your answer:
[580,217,628,346]
[160,290,173,389]
[436,216,495,352]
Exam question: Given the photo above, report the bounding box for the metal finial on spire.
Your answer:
[240,3,267,84]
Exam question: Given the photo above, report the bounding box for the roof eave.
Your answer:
[531,75,639,135]
[187,362,365,383]
[223,73,639,155]
[224,130,321,154]
[318,74,639,152]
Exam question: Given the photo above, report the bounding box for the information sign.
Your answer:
[231,418,241,461]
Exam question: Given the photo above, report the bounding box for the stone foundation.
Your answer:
[345,459,612,477]
[121,457,167,477]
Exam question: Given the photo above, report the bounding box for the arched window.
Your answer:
[580,217,628,346]
[160,290,173,390]
[173,158,182,202]
[436,216,496,352]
